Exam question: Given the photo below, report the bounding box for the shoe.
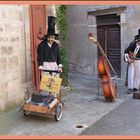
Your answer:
[133,88,138,92]
[127,89,133,94]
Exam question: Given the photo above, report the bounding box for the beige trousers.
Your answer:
[128,60,140,89]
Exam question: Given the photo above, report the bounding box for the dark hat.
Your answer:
[138,28,140,35]
[134,28,140,41]
[37,16,59,40]
[46,16,59,38]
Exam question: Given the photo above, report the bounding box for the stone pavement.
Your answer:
[81,98,140,135]
[0,72,125,135]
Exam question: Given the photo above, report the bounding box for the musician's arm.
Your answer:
[124,53,133,63]
[124,41,135,63]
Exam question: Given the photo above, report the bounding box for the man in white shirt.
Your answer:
[124,33,140,94]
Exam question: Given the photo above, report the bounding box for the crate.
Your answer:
[133,91,140,99]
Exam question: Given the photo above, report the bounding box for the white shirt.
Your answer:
[134,43,140,54]
[48,43,52,48]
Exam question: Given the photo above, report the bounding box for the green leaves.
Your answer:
[56,5,68,42]
[56,5,69,86]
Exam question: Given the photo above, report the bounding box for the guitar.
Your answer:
[125,51,140,64]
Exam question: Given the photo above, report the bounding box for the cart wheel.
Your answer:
[54,102,63,122]
[23,110,30,116]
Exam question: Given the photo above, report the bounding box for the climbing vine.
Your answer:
[56,5,69,86]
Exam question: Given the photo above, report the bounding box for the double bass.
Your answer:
[88,33,117,101]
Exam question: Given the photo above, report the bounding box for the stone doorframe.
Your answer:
[87,6,127,79]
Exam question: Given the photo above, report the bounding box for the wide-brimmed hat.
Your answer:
[37,16,59,40]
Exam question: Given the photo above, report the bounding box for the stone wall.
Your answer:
[0,5,33,111]
[66,6,95,75]
[66,5,140,80]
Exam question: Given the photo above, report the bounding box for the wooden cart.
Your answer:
[21,70,63,122]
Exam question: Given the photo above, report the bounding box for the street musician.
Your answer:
[124,32,140,94]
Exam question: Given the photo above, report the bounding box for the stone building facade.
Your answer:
[0,5,31,111]
[0,5,55,111]
[1,4,140,111]
[66,5,140,80]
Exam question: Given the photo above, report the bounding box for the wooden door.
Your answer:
[97,14,121,77]
[30,5,46,90]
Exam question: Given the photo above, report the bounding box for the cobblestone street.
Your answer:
[0,72,125,135]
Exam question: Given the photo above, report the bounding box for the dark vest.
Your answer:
[125,41,140,58]
[37,40,61,66]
